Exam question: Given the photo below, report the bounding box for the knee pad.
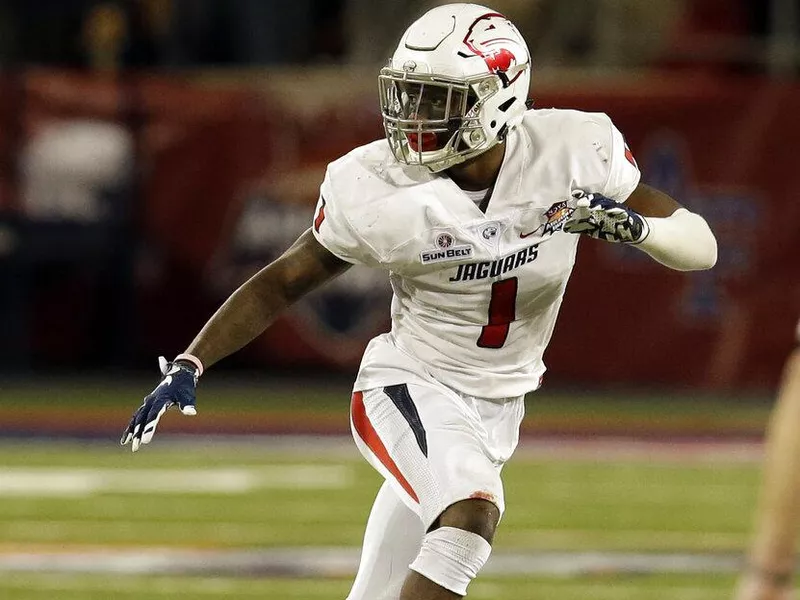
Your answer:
[408,526,492,596]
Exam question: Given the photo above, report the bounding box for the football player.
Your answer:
[121,4,718,599]
[734,318,800,600]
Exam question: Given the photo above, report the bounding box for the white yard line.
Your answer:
[0,435,764,464]
[0,465,353,497]
[0,574,335,597]
[0,546,744,577]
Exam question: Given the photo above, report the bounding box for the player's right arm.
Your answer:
[121,229,350,451]
[185,228,350,368]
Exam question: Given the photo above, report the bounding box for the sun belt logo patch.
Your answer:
[421,233,473,264]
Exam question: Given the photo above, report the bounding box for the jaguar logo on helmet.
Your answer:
[462,13,527,85]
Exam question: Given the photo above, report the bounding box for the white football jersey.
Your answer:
[312,108,641,398]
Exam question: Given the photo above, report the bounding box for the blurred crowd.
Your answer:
[0,0,798,375]
[0,0,797,73]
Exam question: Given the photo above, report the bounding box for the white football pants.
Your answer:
[346,481,424,600]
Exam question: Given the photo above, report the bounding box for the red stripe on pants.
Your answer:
[351,391,419,503]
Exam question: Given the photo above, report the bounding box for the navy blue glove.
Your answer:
[563,191,649,244]
[121,357,198,452]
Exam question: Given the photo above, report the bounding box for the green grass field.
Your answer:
[0,377,777,598]
[0,573,740,600]
[0,436,764,599]
[0,377,775,439]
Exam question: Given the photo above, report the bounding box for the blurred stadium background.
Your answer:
[0,0,798,598]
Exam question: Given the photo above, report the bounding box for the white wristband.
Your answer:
[174,353,204,377]
[636,208,717,271]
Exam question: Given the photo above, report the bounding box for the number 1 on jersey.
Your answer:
[477,277,518,349]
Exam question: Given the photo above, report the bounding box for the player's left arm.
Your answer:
[624,181,683,218]
[621,182,718,271]
[564,182,718,271]
[563,115,717,271]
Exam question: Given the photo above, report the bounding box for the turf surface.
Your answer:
[0,378,774,438]
[1,573,740,600]
[0,437,765,599]
[0,379,777,598]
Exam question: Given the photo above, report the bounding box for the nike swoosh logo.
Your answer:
[519,230,537,238]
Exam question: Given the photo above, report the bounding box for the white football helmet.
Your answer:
[379,3,531,173]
